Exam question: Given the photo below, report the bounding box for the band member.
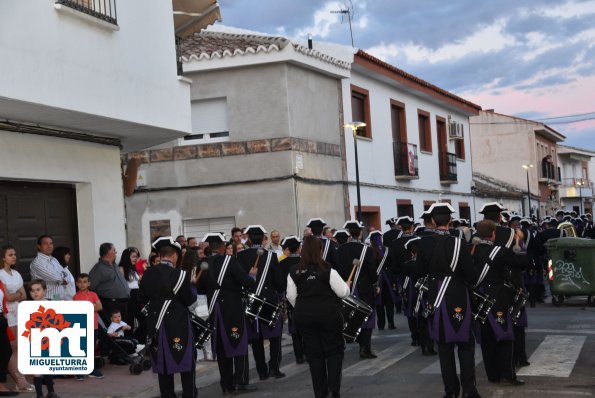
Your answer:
[415,210,435,236]
[140,237,196,398]
[278,236,304,364]
[286,236,350,398]
[416,203,481,398]
[337,220,378,359]
[236,225,286,380]
[472,220,524,386]
[333,230,350,246]
[199,233,257,395]
[369,231,397,330]
[390,216,422,346]
[382,217,402,247]
[307,218,340,268]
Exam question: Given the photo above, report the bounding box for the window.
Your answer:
[183,98,229,145]
[55,0,118,25]
[351,85,372,138]
[390,100,407,142]
[354,206,380,231]
[183,217,236,241]
[423,200,435,211]
[459,202,471,221]
[455,125,466,160]
[396,200,414,218]
[418,110,431,152]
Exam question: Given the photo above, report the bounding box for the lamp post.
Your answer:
[344,121,366,222]
[576,178,585,214]
[522,164,534,218]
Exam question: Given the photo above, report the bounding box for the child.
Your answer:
[72,274,104,380]
[106,310,144,364]
[28,280,59,398]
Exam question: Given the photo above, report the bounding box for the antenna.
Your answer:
[331,0,355,47]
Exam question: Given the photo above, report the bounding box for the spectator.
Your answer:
[52,246,76,300]
[267,230,284,258]
[303,227,313,238]
[149,253,160,267]
[0,245,33,392]
[175,235,187,249]
[89,243,130,325]
[0,275,16,396]
[225,242,234,256]
[119,247,146,343]
[231,227,245,250]
[235,243,245,254]
[323,227,333,239]
[30,235,68,300]
[187,237,198,249]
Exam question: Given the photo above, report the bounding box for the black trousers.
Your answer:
[0,314,12,383]
[418,316,433,350]
[296,314,345,398]
[513,326,528,365]
[99,297,129,326]
[216,337,249,391]
[376,301,395,329]
[357,328,373,352]
[251,335,282,375]
[128,289,147,343]
[158,370,196,398]
[292,332,305,361]
[480,325,514,381]
[437,338,478,397]
[407,316,420,344]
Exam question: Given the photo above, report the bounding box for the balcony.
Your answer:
[393,141,419,180]
[439,151,457,184]
[559,178,594,199]
[539,162,561,184]
[55,0,118,25]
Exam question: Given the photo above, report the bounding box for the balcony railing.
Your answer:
[393,141,418,179]
[56,0,117,25]
[439,151,457,183]
[540,161,561,182]
[175,36,183,76]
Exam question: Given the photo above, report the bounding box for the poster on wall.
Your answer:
[407,143,416,176]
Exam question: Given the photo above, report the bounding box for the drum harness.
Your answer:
[351,245,368,294]
[422,237,462,318]
[207,255,232,316]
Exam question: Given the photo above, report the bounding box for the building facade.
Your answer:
[0,0,217,275]
[557,145,594,214]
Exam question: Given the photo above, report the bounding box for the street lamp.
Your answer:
[344,121,366,222]
[522,164,534,218]
[576,178,585,214]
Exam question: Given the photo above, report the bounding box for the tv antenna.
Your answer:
[331,0,355,47]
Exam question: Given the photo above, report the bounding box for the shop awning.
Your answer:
[173,0,221,38]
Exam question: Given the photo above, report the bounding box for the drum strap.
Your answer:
[352,245,368,293]
[475,246,501,287]
[255,251,273,296]
[376,248,390,276]
[155,269,187,332]
[322,239,331,261]
[208,255,231,316]
[505,228,515,249]
[432,237,461,310]
[403,276,410,291]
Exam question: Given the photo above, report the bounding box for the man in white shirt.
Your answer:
[30,235,67,300]
[266,230,284,258]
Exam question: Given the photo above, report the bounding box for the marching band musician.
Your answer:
[415,210,435,236]
[199,232,257,395]
[333,229,351,246]
[139,237,197,398]
[369,231,398,330]
[278,236,305,364]
[390,216,422,347]
[472,221,524,386]
[415,203,481,398]
[236,225,286,380]
[286,236,350,398]
[382,217,402,247]
[307,218,341,269]
[337,220,379,359]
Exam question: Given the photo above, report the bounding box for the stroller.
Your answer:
[97,317,152,375]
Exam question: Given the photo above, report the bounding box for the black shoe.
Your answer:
[517,361,530,368]
[378,327,385,330]
[388,324,396,330]
[222,388,233,396]
[269,369,286,379]
[503,378,525,386]
[487,378,500,384]
[234,384,257,395]
[258,373,269,381]
[0,392,19,397]
[422,347,437,356]
[359,350,377,359]
[411,340,419,346]
[296,357,305,364]
[443,394,457,398]
[462,392,482,398]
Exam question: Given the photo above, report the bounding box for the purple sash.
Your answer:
[429,281,472,343]
[486,311,514,341]
[211,302,248,358]
[152,321,193,374]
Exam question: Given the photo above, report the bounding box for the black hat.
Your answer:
[201,233,226,244]
[281,236,300,249]
[368,230,382,239]
[555,210,565,216]
[479,202,506,214]
[458,219,469,227]
[385,217,397,226]
[333,229,350,239]
[152,236,182,252]
[420,210,432,220]
[343,220,364,230]
[244,225,267,235]
[509,215,522,223]
[306,218,326,229]
[428,203,455,216]
[396,216,414,226]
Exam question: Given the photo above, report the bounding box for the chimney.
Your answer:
[308,33,313,50]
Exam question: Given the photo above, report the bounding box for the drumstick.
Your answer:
[346,259,360,285]
[194,261,209,283]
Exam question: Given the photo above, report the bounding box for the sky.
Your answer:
[218,0,595,150]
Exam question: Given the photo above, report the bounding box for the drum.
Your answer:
[508,286,529,323]
[245,293,282,327]
[472,290,496,324]
[190,314,213,349]
[341,295,373,343]
[414,276,430,317]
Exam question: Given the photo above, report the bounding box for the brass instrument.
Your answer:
[557,221,577,237]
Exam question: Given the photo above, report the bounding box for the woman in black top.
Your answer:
[286,236,350,398]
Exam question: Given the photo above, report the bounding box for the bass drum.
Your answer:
[341,295,373,343]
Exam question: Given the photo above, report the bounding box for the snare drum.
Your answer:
[471,290,496,324]
[341,295,373,343]
[190,314,213,349]
[508,287,529,323]
[245,293,282,327]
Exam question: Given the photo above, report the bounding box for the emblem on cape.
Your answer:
[452,307,464,322]
[231,326,240,340]
[172,337,183,352]
[495,311,505,325]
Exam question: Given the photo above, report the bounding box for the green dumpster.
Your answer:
[545,238,595,305]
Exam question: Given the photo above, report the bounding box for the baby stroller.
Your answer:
[97,317,152,375]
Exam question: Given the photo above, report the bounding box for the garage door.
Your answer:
[0,181,79,280]
[183,217,235,241]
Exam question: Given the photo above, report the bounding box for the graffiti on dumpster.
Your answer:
[554,260,591,290]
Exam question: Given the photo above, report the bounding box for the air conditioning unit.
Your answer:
[448,121,463,139]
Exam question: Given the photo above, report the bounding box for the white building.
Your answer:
[342,50,481,230]
[0,0,219,276]
[557,145,595,214]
